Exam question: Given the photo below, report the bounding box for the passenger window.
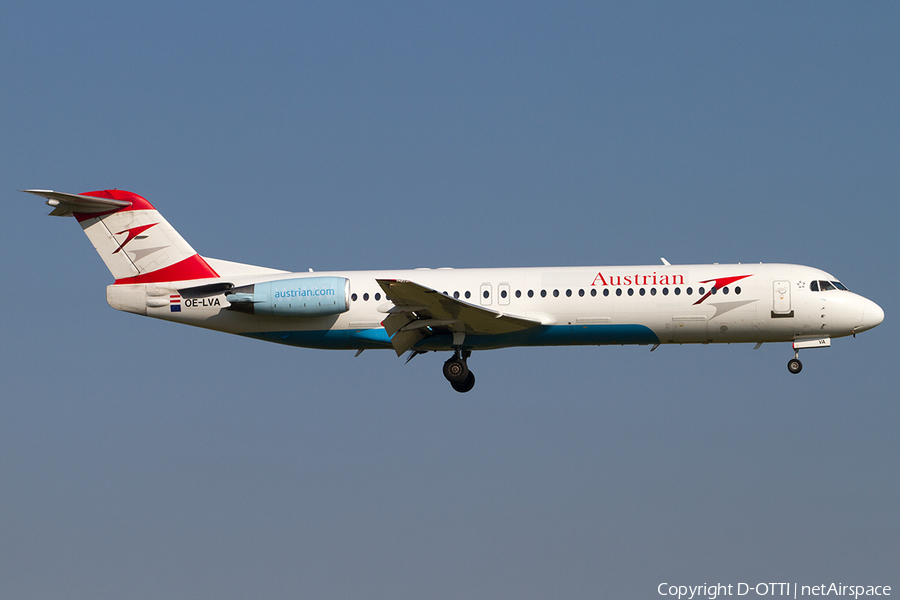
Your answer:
[566,289,573,297]
[639,288,646,296]
[686,287,692,295]
[465,291,471,299]
[541,290,547,298]
[500,290,507,298]
[735,287,741,295]
[627,288,634,296]
[453,291,459,299]
[363,293,369,301]
[351,293,358,301]
[616,289,622,296]
[722,287,729,295]
[578,289,585,297]
[603,289,609,297]
[674,288,680,295]
[374,293,381,301]
[515,290,521,298]
[527,290,534,298]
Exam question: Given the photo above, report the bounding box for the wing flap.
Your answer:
[376,279,540,355]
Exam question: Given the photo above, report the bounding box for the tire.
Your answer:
[787,358,802,374]
[451,371,475,393]
[443,357,469,383]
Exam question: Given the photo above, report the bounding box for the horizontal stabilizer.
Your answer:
[23,189,132,216]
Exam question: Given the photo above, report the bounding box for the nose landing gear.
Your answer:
[443,350,475,393]
[787,338,830,374]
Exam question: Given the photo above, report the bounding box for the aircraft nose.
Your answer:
[858,298,884,333]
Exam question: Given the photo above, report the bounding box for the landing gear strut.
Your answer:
[787,338,830,374]
[443,350,475,393]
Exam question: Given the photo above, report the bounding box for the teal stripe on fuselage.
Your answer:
[241,324,659,351]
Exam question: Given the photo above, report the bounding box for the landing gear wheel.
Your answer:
[787,358,802,374]
[443,357,469,383]
[451,371,475,393]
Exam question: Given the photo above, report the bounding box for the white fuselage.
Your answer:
[27,188,884,390]
[107,262,884,352]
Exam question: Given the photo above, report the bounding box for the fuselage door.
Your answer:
[773,280,792,315]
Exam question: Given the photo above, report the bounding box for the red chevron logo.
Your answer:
[693,274,753,305]
[112,223,158,254]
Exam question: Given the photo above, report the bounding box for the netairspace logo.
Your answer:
[657,582,891,599]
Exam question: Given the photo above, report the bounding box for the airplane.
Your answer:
[25,188,884,392]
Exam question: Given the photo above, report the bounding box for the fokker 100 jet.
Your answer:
[26,189,884,392]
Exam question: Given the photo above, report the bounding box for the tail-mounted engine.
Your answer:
[178,277,351,317]
[226,277,350,317]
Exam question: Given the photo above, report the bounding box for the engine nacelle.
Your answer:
[226,276,350,317]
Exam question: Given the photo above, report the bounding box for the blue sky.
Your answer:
[2,2,897,598]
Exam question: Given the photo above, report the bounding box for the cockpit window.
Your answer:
[811,280,846,292]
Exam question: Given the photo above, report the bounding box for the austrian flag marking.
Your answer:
[170,294,181,312]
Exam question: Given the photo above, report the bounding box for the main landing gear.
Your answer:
[443,349,475,393]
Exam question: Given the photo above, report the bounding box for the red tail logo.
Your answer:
[113,223,158,254]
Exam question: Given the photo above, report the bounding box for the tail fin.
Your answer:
[25,189,219,284]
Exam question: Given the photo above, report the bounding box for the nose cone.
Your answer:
[858,298,884,333]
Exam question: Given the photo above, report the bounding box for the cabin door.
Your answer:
[772,280,793,316]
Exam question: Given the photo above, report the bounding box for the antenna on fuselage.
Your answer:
[660,257,671,266]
